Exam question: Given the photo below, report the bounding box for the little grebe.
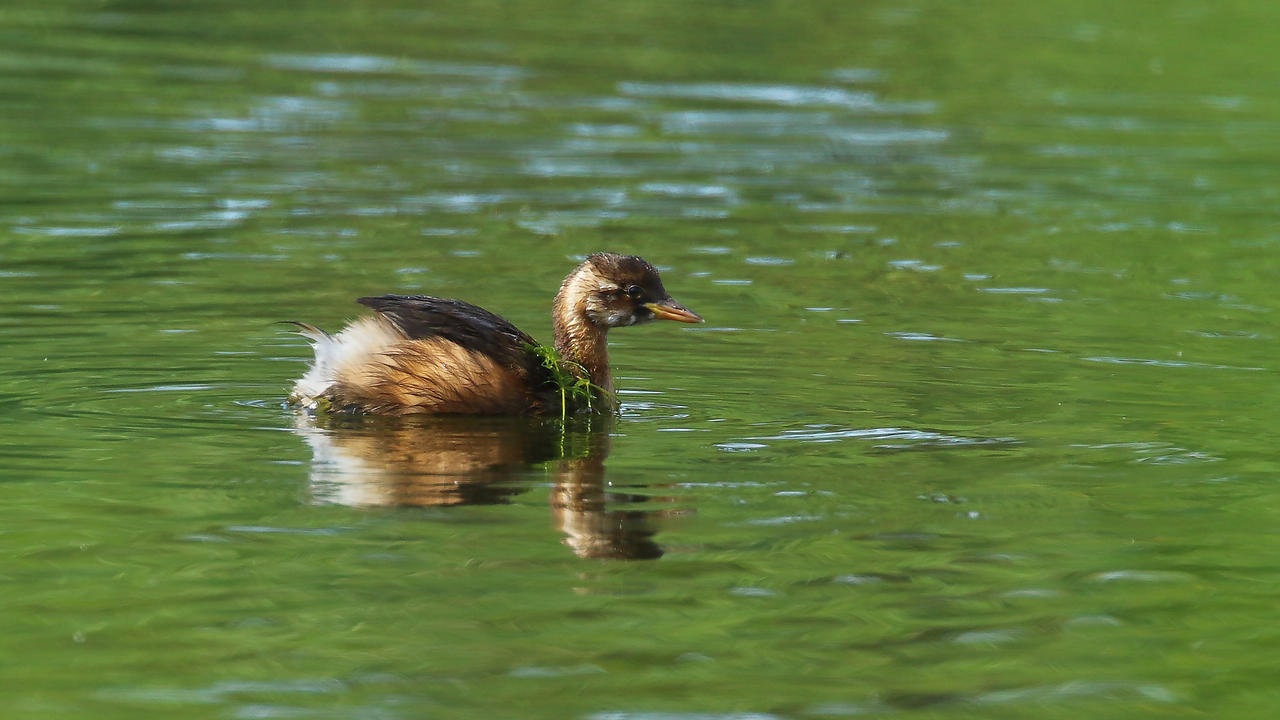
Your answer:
[288,252,702,415]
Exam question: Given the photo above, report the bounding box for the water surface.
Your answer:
[4,1,1280,718]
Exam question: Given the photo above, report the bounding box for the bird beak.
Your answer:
[644,299,703,323]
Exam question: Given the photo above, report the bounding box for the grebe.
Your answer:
[288,252,702,415]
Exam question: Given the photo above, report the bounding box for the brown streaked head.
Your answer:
[574,252,703,328]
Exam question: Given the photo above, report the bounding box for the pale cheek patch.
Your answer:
[588,305,636,328]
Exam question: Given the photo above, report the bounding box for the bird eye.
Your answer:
[626,285,644,300]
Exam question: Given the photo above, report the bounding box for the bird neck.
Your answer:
[552,272,613,398]
[552,310,611,396]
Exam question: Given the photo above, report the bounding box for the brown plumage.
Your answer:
[288,252,702,415]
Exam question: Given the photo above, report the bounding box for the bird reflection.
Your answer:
[549,425,667,560]
[291,413,672,559]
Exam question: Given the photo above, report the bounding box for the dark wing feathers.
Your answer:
[356,294,539,370]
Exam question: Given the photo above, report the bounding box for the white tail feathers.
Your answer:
[288,316,405,409]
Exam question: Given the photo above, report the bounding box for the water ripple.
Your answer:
[13,225,121,237]
[588,707,778,712]
[1090,570,1196,584]
[743,426,1015,448]
[885,331,965,342]
[826,68,888,83]
[974,681,1177,706]
[1083,356,1264,371]
[979,286,1050,294]
[263,53,528,81]
[509,664,606,678]
[619,81,933,114]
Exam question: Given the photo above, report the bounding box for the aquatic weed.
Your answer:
[525,342,614,420]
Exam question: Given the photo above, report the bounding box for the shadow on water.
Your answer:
[290,413,671,559]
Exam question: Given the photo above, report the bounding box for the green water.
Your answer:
[5,0,1280,717]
